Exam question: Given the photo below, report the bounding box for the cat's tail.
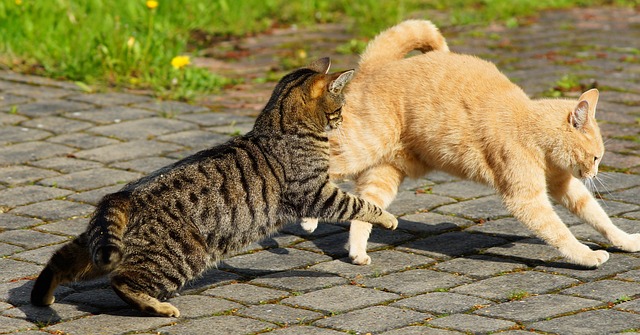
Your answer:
[358,20,449,72]
[87,191,132,271]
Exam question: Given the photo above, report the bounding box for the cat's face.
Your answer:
[303,58,354,130]
[568,89,604,180]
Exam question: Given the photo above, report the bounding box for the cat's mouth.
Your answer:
[326,107,343,129]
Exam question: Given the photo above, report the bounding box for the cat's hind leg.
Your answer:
[550,175,640,252]
[111,273,180,317]
[349,164,405,265]
[31,233,106,306]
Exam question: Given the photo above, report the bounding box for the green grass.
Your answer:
[1,0,638,99]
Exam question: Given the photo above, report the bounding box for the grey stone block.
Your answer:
[451,271,579,301]
[67,184,122,205]
[0,142,72,166]
[295,229,414,257]
[11,244,60,265]
[363,269,471,295]
[89,118,197,140]
[176,112,255,126]
[66,92,152,106]
[398,231,509,259]
[261,325,346,335]
[281,285,399,313]
[562,279,640,302]
[434,255,527,279]
[202,283,289,304]
[10,100,93,117]
[21,116,93,134]
[66,106,154,124]
[0,111,27,126]
[0,126,52,145]
[157,130,231,149]
[0,242,23,257]
[250,270,348,293]
[465,217,535,240]
[484,238,562,263]
[0,214,43,230]
[379,326,466,335]
[0,279,71,306]
[429,180,495,200]
[0,315,36,333]
[435,195,511,220]
[309,250,436,279]
[428,314,516,333]
[0,185,72,208]
[110,157,177,174]
[0,93,32,108]
[529,309,640,334]
[387,191,456,215]
[220,248,331,277]
[47,133,120,149]
[134,100,209,114]
[314,305,428,333]
[397,212,473,235]
[10,200,94,221]
[62,288,131,309]
[73,140,183,163]
[0,259,42,281]
[30,157,104,174]
[608,186,640,205]
[475,294,602,322]
[207,123,253,136]
[155,315,273,335]
[392,291,492,315]
[237,304,323,325]
[0,230,67,249]
[36,217,89,236]
[38,168,140,191]
[46,309,177,335]
[617,269,640,281]
[536,253,640,281]
[169,295,242,318]
[0,166,59,186]
[182,268,242,292]
[2,301,94,324]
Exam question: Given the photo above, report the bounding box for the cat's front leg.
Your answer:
[550,175,640,252]
[504,188,609,267]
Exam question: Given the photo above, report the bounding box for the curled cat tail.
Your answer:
[358,20,448,72]
[87,191,132,271]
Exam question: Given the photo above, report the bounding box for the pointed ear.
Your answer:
[307,57,331,74]
[578,88,599,118]
[329,70,355,94]
[570,100,589,131]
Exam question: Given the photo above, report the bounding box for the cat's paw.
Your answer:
[350,253,372,265]
[378,212,398,230]
[300,218,319,233]
[154,302,180,317]
[614,233,640,252]
[570,249,610,268]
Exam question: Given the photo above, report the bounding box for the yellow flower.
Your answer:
[127,37,136,48]
[15,0,22,5]
[146,1,158,9]
[171,55,190,70]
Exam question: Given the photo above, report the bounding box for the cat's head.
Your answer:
[260,57,354,133]
[567,89,604,180]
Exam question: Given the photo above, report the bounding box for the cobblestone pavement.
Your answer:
[2,6,640,335]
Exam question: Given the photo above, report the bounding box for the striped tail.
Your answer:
[358,20,449,72]
[87,191,132,271]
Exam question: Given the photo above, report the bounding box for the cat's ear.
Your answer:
[578,88,599,118]
[570,100,590,131]
[329,70,355,94]
[308,57,331,74]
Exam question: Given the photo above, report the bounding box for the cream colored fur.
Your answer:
[301,20,640,267]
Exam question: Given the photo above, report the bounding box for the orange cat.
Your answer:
[302,20,640,267]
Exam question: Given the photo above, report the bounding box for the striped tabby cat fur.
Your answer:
[30,58,398,317]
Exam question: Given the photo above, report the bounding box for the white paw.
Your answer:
[615,233,640,252]
[380,212,398,230]
[156,302,180,317]
[570,249,610,268]
[350,253,371,265]
[300,218,318,233]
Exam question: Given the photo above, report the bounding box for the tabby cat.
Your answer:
[302,20,640,268]
[31,58,398,317]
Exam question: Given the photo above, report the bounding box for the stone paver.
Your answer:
[2,6,640,335]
